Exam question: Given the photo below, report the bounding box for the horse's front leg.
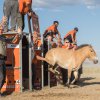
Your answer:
[71,70,78,84]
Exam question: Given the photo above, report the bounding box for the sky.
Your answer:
[0,0,100,59]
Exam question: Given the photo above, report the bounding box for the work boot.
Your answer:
[11,34,20,43]
[17,27,22,34]
[3,28,8,33]
[9,28,17,33]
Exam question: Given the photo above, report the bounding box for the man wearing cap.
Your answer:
[43,21,61,46]
[64,27,78,46]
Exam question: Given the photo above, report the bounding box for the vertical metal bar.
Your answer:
[29,34,32,91]
[41,37,44,88]
[27,15,33,91]
[48,39,50,87]
[19,36,23,92]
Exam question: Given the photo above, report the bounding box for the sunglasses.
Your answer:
[65,42,69,43]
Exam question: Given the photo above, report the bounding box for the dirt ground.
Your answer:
[0,65,100,100]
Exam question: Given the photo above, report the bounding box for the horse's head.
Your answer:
[87,45,98,64]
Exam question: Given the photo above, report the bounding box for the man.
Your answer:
[64,27,78,49]
[0,16,7,33]
[43,21,61,45]
[3,0,19,32]
[18,0,32,31]
[0,41,6,96]
[62,39,73,49]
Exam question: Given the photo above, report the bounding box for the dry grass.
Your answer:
[1,65,100,100]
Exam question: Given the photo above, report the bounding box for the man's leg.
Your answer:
[0,65,3,94]
[10,1,19,31]
[17,13,23,33]
[22,14,25,31]
[3,0,11,32]
[1,64,6,89]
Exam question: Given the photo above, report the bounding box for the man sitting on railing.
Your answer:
[64,27,79,50]
[43,21,61,46]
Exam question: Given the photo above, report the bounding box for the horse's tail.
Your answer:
[37,55,54,66]
[36,55,46,61]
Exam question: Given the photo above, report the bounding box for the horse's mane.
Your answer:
[76,44,92,50]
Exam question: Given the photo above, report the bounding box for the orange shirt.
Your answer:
[62,44,73,49]
[19,0,32,14]
[45,25,58,34]
[64,30,76,40]
[0,26,3,34]
[62,45,67,48]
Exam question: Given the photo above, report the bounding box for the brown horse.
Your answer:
[41,44,98,87]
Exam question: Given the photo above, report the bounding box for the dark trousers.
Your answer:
[64,35,73,43]
[3,0,20,30]
[0,64,6,90]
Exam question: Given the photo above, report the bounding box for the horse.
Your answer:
[41,44,98,88]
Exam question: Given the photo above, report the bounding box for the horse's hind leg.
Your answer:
[71,71,78,84]
[48,65,60,75]
[53,64,60,75]
[48,66,62,83]
[48,67,55,74]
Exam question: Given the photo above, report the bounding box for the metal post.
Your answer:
[29,34,32,91]
[19,35,23,92]
[48,39,50,87]
[27,15,33,91]
[41,37,44,88]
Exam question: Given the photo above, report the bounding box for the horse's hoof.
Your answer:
[71,81,79,85]
[63,83,70,88]
[67,85,70,88]
[71,82,74,85]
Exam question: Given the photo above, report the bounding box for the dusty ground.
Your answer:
[1,65,100,100]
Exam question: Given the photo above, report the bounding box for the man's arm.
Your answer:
[57,31,61,39]
[71,33,77,44]
[53,31,62,43]
[43,30,48,37]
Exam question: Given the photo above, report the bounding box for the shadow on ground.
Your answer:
[77,77,100,87]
